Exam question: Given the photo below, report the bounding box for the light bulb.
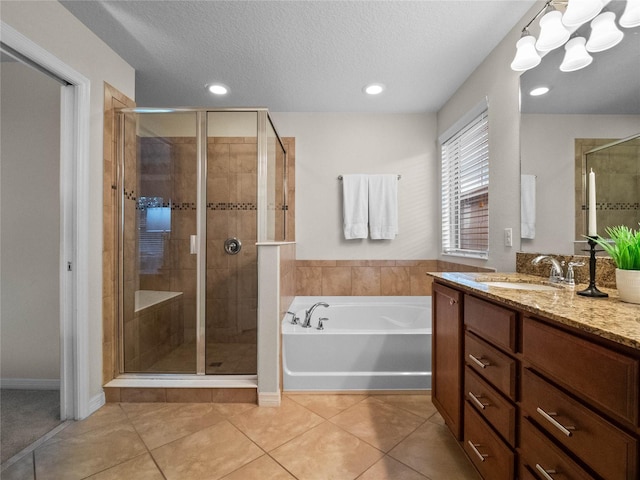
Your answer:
[560,37,593,72]
[536,8,571,52]
[586,12,624,52]
[511,32,541,72]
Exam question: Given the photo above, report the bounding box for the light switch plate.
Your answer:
[504,228,513,247]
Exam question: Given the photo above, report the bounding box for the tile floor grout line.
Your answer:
[125,405,170,480]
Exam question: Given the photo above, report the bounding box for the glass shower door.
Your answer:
[205,111,258,375]
[120,111,198,373]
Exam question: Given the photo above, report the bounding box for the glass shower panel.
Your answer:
[205,111,258,375]
[121,111,198,373]
[266,119,287,242]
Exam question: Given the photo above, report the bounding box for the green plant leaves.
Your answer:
[591,224,640,270]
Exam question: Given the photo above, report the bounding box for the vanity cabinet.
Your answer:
[463,294,518,480]
[432,282,463,439]
[521,316,638,480]
[431,278,640,480]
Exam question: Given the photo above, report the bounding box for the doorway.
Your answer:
[0,51,62,464]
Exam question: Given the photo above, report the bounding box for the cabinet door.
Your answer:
[432,282,463,440]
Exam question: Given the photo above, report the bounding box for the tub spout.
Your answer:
[302,302,329,328]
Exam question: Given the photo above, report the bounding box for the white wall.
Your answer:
[1,62,61,382]
[270,112,438,260]
[436,6,534,272]
[1,1,135,401]
[520,113,640,255]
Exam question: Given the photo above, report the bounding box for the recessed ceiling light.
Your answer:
[206,83,229,95]
[529,86,550,96]
[364,83,385,95]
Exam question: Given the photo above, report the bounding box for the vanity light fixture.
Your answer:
[529,86,550,96]
[511,0,633,73]
[364,83,385,95]
[586,11,624,51]
[620,0,640,27]
[206,83,229,95]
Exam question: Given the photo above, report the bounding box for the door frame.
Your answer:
[1,22,91,420]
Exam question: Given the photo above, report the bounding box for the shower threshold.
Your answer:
[105,374,257,389]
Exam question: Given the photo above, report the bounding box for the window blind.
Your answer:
[441,109,489,259]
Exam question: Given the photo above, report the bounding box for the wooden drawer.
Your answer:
[520,417,594,480]
[465,366,516,447]
[463,403,514,480]
[523,317,639,427]
[465,332,516,400]
[521,368,637,480]
[464,294,516,353]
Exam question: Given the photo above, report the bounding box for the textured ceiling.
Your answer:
[60,0,537,112]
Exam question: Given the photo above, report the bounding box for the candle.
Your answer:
[588,168,597,236]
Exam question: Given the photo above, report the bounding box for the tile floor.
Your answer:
[2,393,481,480]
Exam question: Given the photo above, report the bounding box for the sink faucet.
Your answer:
[302,302,329,328]
[531,255,564,283]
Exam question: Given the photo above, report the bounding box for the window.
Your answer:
[138,196,171,274]
[441,107,489,258]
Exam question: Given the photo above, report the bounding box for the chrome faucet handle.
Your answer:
[317,317,329,330]
[566,262,585,287]
[285,311,299,325]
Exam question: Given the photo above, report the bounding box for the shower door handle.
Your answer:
[190,235,198,255]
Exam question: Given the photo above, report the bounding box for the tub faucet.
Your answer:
[532,255,564,283]
[302,302,329,328]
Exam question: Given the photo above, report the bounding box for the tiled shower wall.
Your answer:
[206,136,259,341]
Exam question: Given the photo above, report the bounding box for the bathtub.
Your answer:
[282,296,431,391]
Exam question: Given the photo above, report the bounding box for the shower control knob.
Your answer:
[224,237,242,255]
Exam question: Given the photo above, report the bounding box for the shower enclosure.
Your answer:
[117,109,287,376]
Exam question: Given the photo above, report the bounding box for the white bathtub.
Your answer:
[282,296,431,391]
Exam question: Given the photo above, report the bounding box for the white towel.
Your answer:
[368,174,398,240]
[521,174,536,239]
[342,174,369,239]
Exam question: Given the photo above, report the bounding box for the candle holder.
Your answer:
[577,236,609,298]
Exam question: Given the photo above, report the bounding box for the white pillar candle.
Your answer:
[588,168,597,236]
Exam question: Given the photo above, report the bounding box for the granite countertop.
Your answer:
[428,271,640,351]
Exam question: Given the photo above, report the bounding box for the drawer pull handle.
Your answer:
[467,441,488,462]
[535,464,558,480]
[468,391,490,410]
[449,298,457,306]
[536,407,575,437]
[468,353,491,369]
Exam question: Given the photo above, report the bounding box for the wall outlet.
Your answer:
[504,228,513,247]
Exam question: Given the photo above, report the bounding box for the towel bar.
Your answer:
[338,174,401,180]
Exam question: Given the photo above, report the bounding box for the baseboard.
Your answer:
[0,378,60,390]
[89,391,105,416]
[258,391,281,407]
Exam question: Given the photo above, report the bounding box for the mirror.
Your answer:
[519,1,640,255]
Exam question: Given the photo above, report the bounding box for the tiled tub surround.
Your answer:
[429,270,640,350]
[296,260,494,297]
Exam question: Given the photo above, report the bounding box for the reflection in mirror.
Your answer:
[519,2,640,255]
[576,134,640,241]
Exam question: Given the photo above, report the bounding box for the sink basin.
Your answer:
[481,281,559,292]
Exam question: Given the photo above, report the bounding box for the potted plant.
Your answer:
[592,225,640,304]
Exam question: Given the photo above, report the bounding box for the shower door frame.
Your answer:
[116,107,287,379]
